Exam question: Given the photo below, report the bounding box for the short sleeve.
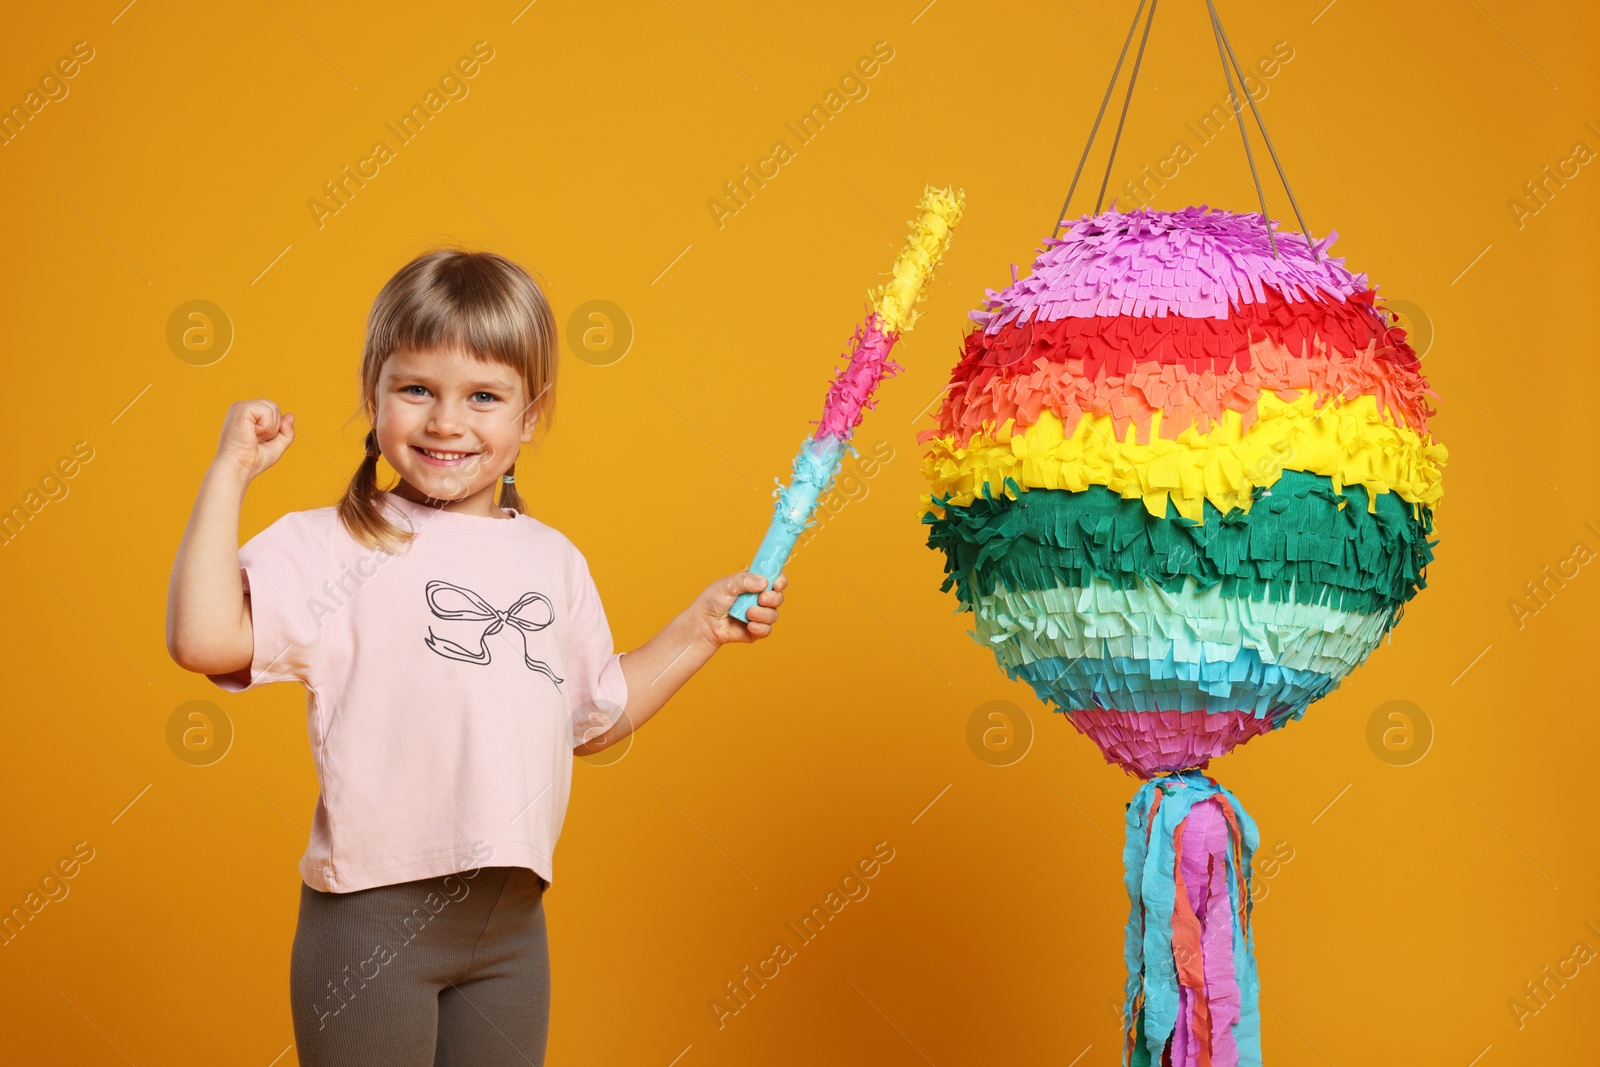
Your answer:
[205,512,330,693]
[565,547,629,748]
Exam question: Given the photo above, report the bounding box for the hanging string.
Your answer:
[1203,0,1275,257]
[1052,0,1150,237]
[1093,0,1161,214]
[1206,0,1321,262]
[1052,0,1319,263]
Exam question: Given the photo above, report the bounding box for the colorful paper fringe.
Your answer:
[729,184,965,622]
[952,285,1421,383]
[1123,772,1261,1067]
[922,390,1447,522]
[928,297,1437,447]
[975,577,1388,707]
[972,205,1364,326]
[925,472,1436,623]
[871,185,965,336]
[1074,710,1275,778]
[919,206,1446,1065]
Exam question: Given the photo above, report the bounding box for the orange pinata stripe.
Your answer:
[924,328,1438,451]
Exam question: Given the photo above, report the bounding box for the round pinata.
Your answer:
[919,205,1448,777]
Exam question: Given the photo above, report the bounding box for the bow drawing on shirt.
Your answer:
[422,579,564,688]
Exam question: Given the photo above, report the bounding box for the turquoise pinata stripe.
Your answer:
[1003,648,1334,719]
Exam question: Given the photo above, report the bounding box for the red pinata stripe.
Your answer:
[924,290,1437,447]
[950,288,1417,382]
[926,329,1438,448]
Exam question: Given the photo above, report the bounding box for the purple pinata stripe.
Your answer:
[972,206,1369,329]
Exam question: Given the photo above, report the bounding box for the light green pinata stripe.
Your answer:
[970,576,1389,679]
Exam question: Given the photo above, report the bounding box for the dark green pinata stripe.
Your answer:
[922,470,1437,619]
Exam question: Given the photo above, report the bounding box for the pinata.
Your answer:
[920,200,1447,1065]
[916,2,1447,1061]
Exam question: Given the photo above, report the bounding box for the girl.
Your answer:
[165,248,786,1066]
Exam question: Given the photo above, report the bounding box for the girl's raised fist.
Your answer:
[216,399,295,480]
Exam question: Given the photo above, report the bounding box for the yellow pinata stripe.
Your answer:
[920,390,1449,522]
[871,184,965,335]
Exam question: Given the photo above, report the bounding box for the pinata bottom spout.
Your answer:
[1071,710,1281,779]
[1122,771,1263,1067]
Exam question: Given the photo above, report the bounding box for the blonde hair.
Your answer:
[337,248,558,552]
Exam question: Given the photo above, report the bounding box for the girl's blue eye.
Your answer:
[398,384,499,402]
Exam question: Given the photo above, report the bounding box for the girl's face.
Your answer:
[374,344,537,513]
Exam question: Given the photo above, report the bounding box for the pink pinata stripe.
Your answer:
[971,206,1369,329]
[812,311,903,440]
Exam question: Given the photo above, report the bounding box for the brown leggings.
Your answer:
[289,866,549,1066]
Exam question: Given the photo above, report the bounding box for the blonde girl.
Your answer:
[165,249,785,1065]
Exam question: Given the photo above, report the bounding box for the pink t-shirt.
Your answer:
[206,490,629,893]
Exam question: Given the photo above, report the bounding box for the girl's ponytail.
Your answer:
[335,428,413,554]
[498,464,525,515]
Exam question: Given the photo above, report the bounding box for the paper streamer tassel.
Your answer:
[1123,771,1261,1067]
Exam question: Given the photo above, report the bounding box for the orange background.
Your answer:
[3,1,1597,1063]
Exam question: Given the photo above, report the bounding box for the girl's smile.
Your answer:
[412,446,482,467]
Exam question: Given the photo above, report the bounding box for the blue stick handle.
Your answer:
[730,435,848,623]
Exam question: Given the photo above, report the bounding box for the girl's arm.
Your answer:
[572,571,786,757]
[166,400,297,676]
